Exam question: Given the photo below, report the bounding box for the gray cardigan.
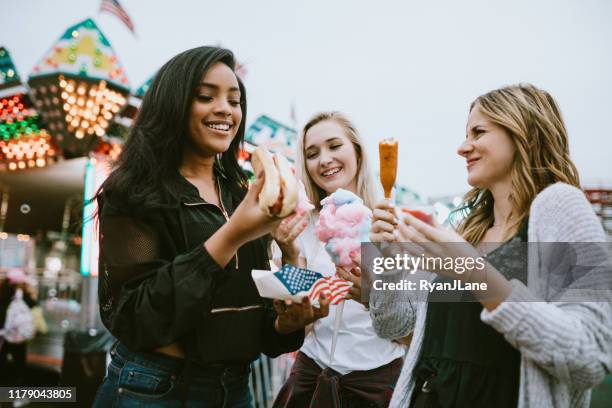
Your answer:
[370,183,612,407]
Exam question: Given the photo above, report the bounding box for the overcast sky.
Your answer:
[4,0,612,199]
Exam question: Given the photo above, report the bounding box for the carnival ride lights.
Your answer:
[0,47,17,83]
[0,95,57,171]
[28,18,130,157]
[0,68,16,81]
[0,47,57,170]
[93,136,122,161]
[57,76,126,139]
[29,75,127,156]
[1,136,55,171]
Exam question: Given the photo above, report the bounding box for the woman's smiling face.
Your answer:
[187,62,243,156]
[458,104,516,189]
[304,119,359,195]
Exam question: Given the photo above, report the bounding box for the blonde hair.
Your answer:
[456,83,580,243]
[297,111,377,210]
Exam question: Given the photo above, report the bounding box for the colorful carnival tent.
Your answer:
[106,74,152,140]
[246,115,298,161]
[0,47,57,171]
[0,46,20,88]
[240,115,299,176]
[134,76,152,99]
[28,18,130,157]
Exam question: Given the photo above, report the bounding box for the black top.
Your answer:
[412,226,528,408]
[97,169,304,365]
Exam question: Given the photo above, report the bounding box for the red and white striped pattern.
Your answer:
[308,276,352,305]
[100,0,135,33]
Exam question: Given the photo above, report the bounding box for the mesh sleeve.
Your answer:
[98,210,226,350]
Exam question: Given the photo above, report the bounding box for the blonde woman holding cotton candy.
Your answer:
[273,112,405,408]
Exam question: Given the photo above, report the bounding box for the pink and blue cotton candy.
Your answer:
[315,189,372,267]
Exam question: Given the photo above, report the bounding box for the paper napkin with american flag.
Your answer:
[252,264,353,305]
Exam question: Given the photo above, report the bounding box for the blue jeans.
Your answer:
[94,342,253,408]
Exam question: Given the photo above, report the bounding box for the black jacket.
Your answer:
[97,171,303,364]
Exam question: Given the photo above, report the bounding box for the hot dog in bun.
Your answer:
[251,147,298,217]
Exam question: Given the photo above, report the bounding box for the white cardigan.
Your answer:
[370,183,612,407]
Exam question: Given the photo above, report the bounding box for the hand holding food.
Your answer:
[400,208,434,225]
[273,294,330,334]
[251,147,300,217]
